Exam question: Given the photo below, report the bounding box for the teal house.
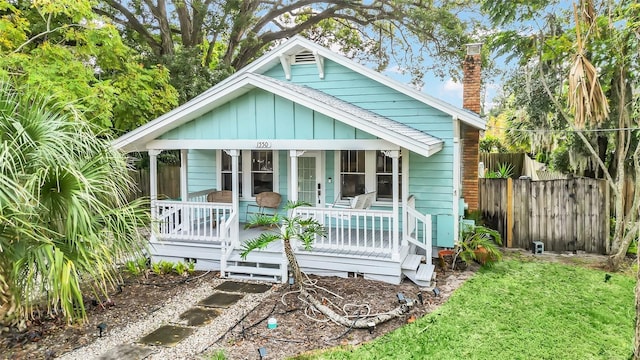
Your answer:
[114,37,485,286]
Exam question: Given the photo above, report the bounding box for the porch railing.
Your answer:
[405,195,432,265]
[292,206,396,256]
[186,188,215,203]
[154,200,233,242]
[220,210,239,276]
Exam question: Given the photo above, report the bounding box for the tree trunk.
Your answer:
[282,238,304,287]
[0,269,17,327]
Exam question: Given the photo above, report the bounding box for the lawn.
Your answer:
[297,260,635,360]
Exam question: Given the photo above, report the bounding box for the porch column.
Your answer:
[389,150,400,260]
[180,149,188,201]
[226,149,240,214]
[289,150,301,203]
[148,149,162,242]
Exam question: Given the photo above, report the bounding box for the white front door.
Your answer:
[297,151,324,207]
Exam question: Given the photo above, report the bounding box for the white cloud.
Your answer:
[443,79,463,94]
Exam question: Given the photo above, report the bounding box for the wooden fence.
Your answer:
[479,178,609,254]
[480,153,525,177]
[128,166,181,200]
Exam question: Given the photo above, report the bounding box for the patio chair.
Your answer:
[206,190,232,203]
[206,190,232,229]
[246,191,282,219]
[329,191,376,210]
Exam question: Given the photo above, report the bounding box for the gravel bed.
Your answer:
[59,278,274,360]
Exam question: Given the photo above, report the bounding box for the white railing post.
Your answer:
[149,149,161,242]
[390,150,400,260]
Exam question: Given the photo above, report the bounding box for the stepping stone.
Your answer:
[198,292,244,308]
[99,344,154,360]
[179,307,221,326]
[138,325,194,347]
[215,281,272,294]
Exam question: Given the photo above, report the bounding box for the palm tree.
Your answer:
[240,201,325,286]
[241,201,409,329]
[0,80,149,325]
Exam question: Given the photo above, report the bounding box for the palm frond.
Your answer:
[240,233,281,259]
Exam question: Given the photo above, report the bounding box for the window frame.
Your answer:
[217,150,279,200]
[334,150,404,205]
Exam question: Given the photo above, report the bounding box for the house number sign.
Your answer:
[256,141,272,148]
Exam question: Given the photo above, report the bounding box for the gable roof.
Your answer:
[211,36,485,129]
[114,36,484,154]
[113,72,443,157]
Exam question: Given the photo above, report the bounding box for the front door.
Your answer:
[297,151,323,206]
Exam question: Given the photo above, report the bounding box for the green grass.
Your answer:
[298,260,635,360]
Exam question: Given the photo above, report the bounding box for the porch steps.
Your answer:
[401,254,435,287]
[223,251,285,283]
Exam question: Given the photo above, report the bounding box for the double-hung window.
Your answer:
[376,151,402,200]
[339,150,366,198]
[338,150,402,202]
[221,151,242,197]
[251,150,273,196]
[219,150,277,198]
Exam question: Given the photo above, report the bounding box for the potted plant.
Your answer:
[455,224,503,267]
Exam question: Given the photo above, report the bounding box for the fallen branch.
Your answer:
[301,289,409,329]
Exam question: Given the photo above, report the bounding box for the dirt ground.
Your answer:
[0,249,618,360]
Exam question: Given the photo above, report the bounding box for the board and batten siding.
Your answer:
[187,149,216,194]
[264,61,456,247]
[160,89,372,141]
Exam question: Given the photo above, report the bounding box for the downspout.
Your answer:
[452,116,461,245]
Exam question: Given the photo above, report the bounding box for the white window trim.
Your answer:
[334,150,405,207]
[217,150,279,200]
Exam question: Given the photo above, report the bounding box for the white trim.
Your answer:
[279,55,291,80]
[243,36,485,129]
[217,149,279,201]
[401,148,409,244]
[298,151,324,207]
[148,139,400,151]
[180,149,188,201]
[452,117,461,245]
[113,74,443,158]
[313,51,325,79]
[333,150,403,203]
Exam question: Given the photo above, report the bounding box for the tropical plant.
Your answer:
[0,80,149,326]
[455,224,503,267]
[241,201,411,329]
[151,262,163,276]
[174,261,189,276]
[485,162,515,179]
[241,201,325,285]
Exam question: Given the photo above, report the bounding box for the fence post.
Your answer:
[507,177,513,248]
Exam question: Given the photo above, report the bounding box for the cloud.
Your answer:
[443,79,463,95]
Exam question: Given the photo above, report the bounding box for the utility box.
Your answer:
[531,241,544,254]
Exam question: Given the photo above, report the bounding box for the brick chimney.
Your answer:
[461,43,482,211]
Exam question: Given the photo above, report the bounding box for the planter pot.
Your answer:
[438,249,467,270]
[473,246,498,265]
[438,249,455,269]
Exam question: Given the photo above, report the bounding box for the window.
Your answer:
[337,150,403,202]
[251,150,273,196]
[221,151,242,196]
[340,150,366,198]
[376,151,401,200]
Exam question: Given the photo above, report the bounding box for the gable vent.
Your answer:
[293,50,316,64]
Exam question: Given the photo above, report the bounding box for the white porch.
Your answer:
[148,190,434,286]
